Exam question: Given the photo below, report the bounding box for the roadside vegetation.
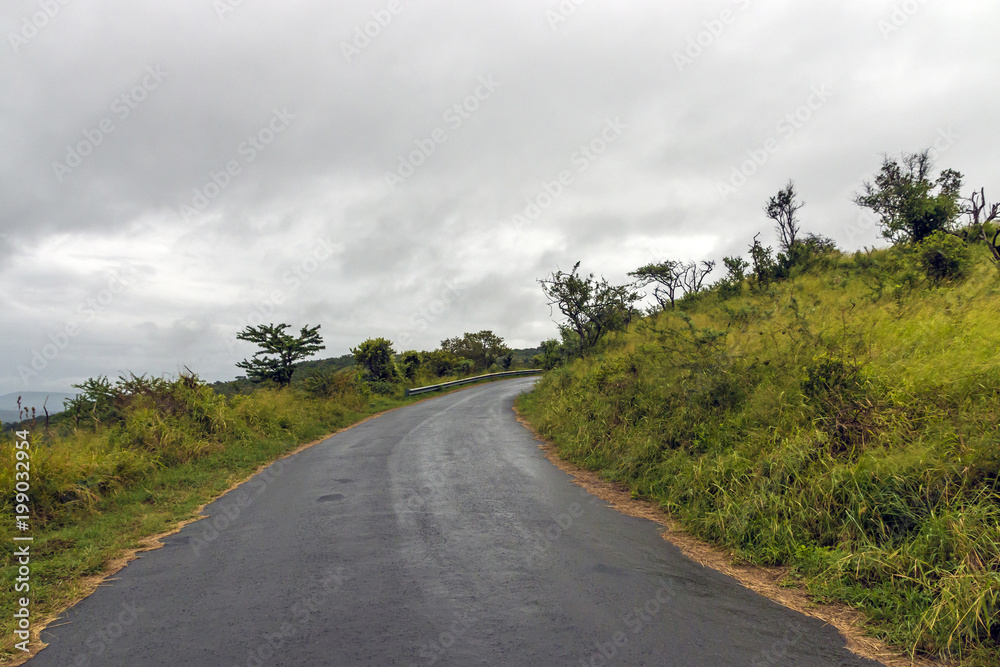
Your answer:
[0,326,536,661]
[519,150,1000,664]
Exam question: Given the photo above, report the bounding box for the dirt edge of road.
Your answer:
[513,407,943,667]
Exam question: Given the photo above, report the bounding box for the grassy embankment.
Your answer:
[0,365,505,662]
[518,244,1000,665]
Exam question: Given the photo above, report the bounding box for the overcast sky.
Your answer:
[1,0,998,396]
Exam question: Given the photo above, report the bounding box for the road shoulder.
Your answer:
[512,406,941,667]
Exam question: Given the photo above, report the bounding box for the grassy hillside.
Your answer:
[518,243,1000,664]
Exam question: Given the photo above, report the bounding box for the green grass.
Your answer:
[517,243,1000,665]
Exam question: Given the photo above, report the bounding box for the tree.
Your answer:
[854,149,963,244]
[421,350,461,377]
[723,255,749,283]
[539,262,640,357]
[630,260,714,311]
[440,331,511,372]
[765,180,804,255]
[498,352,514,370]
[400,350,421,380]
[532,338,564,370]
[717,255,750,298]
[351,338,399,383]
[236,323,325,387]
[749,234,777,288]
[629,260,684,310]
[681,260,715,296]
[965,188,1000,266]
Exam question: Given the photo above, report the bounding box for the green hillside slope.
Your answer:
[518,244,1000,664]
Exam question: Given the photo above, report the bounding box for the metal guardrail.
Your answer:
[404,369,543,397]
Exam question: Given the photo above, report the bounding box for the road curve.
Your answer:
[29,377,881,666]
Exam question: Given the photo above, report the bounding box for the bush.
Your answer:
[400,350,421,380]
[917,231,972,283]
[351,338,400,384]
[421,350,462,377]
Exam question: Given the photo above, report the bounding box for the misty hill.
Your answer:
[0,391,77,424]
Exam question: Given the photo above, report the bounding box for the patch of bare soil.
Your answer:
[514,409,943,667]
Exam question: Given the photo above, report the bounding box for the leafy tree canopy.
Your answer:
[351,337,399,383]
[236,323,324,387]
[539,261,640,357]
[440,330,511,372]
[854,149,963,244]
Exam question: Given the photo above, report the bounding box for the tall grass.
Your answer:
[518,244,1000,664]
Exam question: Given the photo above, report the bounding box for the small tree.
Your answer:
[498,352,514,370]
[965,188,1000,266]
[629,260,685,310]
[533,338,564,370]
[681,260,715,296]
[351,338,399,384]
[539,262,640,357]
[854,149,963,244]
[749,234,777,288]
[422,350,461,377]
[723,255,749,283]
[765,180,804,256]
[716,255,750,299]
[236,323,325,387]
[400,350,422,380]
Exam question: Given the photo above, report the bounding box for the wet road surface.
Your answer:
[30,377,881,666]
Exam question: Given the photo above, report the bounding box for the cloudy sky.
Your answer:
[1,0,998,396]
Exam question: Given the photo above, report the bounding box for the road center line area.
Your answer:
[27,377,881,666]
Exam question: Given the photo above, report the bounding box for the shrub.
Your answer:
[917,231,972,283]
[351,338,400,384]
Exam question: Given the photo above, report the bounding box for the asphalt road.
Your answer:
[30,377,882,666]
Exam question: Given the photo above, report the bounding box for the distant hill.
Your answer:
[0,391,77,424]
